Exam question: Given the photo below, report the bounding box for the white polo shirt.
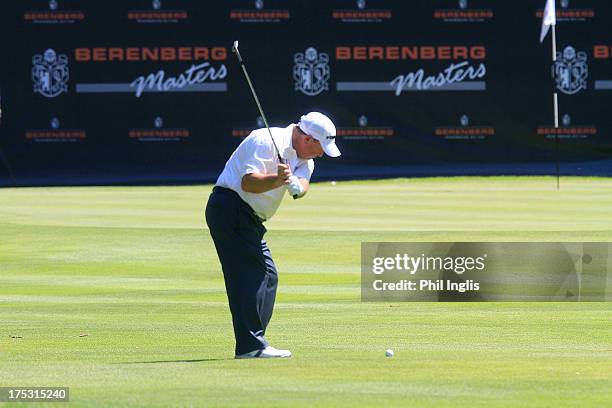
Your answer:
[215,124,315,221]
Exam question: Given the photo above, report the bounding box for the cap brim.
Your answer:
[322,142,341,158]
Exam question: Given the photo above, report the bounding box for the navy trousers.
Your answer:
[205,186,278,355]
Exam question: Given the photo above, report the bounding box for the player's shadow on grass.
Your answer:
[118,358,232,364]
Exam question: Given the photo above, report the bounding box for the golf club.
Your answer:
[231,40,298,199]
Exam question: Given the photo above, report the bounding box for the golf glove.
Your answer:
[287,175,304,196]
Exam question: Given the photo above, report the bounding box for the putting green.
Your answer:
[1,177,611,407]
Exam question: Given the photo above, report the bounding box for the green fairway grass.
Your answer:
[1,177,611,407]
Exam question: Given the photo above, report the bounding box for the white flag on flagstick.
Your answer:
[539,0,556,43]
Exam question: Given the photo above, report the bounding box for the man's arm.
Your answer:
[290,159,313,199]
[241,164,291,193]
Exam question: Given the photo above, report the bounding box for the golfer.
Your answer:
[205,112,341,359]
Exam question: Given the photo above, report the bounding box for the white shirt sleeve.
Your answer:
[241,136,276,176]
[293,159,315,181]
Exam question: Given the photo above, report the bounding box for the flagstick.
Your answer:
[552,24,560,190]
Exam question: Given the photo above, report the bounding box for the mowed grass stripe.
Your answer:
[0,176,610,231]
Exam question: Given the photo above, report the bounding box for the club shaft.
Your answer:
[237,63,282,162]
[233,45,298,199]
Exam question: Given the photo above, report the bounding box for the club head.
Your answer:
[232,41,239,54]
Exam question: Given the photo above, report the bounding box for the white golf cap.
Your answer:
[298,112,341,157]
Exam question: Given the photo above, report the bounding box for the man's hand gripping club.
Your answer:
[278,164,305,197]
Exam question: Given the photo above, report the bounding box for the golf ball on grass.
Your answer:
[385,349,394,357]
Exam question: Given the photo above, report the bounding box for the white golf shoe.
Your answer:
[235,346,292,359]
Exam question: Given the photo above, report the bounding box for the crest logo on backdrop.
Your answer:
[293,47,330,96]
[358,115,368,127]
[32,49,69,97]
[154,116,163,128]
[553,46,588,95]
[562,114,571,127]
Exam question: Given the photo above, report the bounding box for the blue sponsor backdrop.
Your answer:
[0,1,611,186]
